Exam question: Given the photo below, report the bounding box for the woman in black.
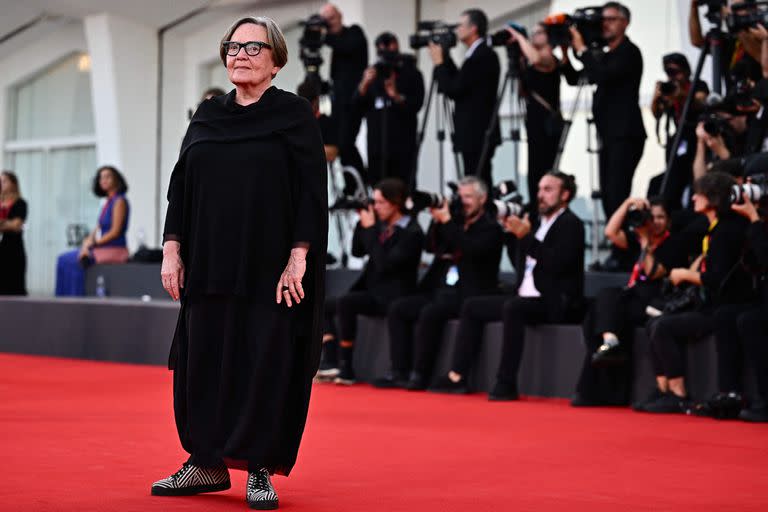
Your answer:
[154,17,327,510]
[506,24,579,207]
[638,172,754,414]
[0,171,27,295]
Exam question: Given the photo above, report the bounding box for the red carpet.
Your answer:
[1,353,766,511]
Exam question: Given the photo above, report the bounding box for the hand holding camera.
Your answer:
[358,204,376,228]
[569,25,587,53]
[503,214,532,239]
[427,41,444,66]
[695,120,727,154]
[358,67,377,95]
[430,199,452,224]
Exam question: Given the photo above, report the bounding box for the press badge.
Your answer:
[446,265,459,286]
[677,140,688,156]
[375,97,386,110]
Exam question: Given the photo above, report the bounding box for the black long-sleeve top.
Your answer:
[429,212,503,298]
[700,213,754,306]
[353,62,425,158]
[351,217,424,303]
[325,25,368,103]
[578,37,646,140]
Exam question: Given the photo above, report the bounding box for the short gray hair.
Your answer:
[219,16,288,72]
[458,176,488,197]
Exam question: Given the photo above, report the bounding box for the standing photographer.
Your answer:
[570,2,646,219]
[355,32,425,189]
[650,53,709,210]
[320,3,368,180]
[506,24,580,210]
[428,8,501,188]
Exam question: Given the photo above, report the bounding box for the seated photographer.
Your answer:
[355,32,425,189]
[637,171,754,414]
[574,196,684,407]
[431,172,584,400]
[374,177,503,390]
[428,8,500,187]
[297,80,339,163]
[692,104,751,182]
[322,178,424,385]
[650,53,709,210]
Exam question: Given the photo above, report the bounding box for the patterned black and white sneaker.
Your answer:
[151,462,230,496]
[246,468,279,510]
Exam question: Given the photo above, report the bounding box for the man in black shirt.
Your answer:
[320,3,368,180]
[571,2,646,219]
[374,176,503,390]
[355,32,425,189]
[429,8,501,188]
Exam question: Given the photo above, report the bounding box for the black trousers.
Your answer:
[737,306,768,404]
[598,136,645,219]
[577,285,655,404]
[647,311,715,379]
[462,147,495,191]
[714,303,754,393]
[526,125,559,206]
[335,100,366,181]
[368,150,417,191]
[451,295,550,385]
[326,291,388,341]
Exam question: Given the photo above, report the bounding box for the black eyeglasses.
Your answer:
[222,40,272,57]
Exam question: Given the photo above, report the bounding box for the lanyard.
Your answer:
[628,230,670,287]
[701,219,719,273]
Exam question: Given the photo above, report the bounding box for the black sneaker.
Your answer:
[246,468,279,510]
[405,371,428,391]
[315,343,339,381]
[429,375,469,394]
[333,360,356,386]
[690,392,744,419]
[632,388,665,412]
[373,370,409,389]
[739,406,768,423]
[488,380,519,401]
[643,392,690,414]
[591,343,628,367]
[151,462,230,496]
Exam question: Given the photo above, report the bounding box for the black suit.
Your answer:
[450,208,585,388]
[355,61,425,188]
[579,38,647,218]
[387,213,503,377]
[433,41,501,187]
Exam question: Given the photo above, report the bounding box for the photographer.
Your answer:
[297,80,340,163]
[355,32,425,189]
[570,2,646,219]
[728,188,768,423]
[375,177,503,389]
[431,172,585,400]
[322,178,424,385]
[637,172,754,414]
[319,3,368,179]
[428,8,501,188]
[506,23,580,210]
[574,197,685,406]
[651,53,710,209]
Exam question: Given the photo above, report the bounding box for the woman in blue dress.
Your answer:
[55,165,130,296]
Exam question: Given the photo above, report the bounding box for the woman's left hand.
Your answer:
[276,247,308,307]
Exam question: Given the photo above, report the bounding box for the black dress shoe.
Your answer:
[488,380,519,401]
[690,392,744,419]
[739,406,768,423]
[373,371,409,389]
[405,371,427,391]
[591,343,628,367]
[632,388,665,412]
[643,392,690,414]
[429,375,469,394]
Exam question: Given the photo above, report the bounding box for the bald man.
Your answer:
[320,3,369,181]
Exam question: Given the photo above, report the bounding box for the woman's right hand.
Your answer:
[161,241,185,301]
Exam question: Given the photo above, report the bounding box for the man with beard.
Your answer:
[431,172,585,400]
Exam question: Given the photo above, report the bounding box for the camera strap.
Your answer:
[528,90,559,115]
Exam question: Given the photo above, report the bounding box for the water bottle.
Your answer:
[95,275,108,298]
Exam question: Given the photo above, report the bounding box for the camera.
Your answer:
[731,174,768,204]
[726,1,768,33]
[299,14,327,71]
[373,50,416,80]
[699,112,729,137]
[543,6,606,49]
[329,196,372,212]
[659,81,678,96]
[409,21,458,50]
[490,179,525,220]
[489,21,527,47]
[625,206,652,230]
[699,0,728,24]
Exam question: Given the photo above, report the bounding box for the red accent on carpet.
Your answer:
[1,354,767,511]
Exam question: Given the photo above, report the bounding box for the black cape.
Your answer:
[163,86,327,475]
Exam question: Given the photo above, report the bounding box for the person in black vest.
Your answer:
[506,23,580,210]
[320,3,368,180]
[374,176,503,390]
[431,171,585,400]
[570,2,646,220]
[355,32,425,189]
[322,178,424,385]
[428,8,500,188]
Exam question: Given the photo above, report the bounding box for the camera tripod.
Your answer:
[475,47,525,189]
[414,73,462,190]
